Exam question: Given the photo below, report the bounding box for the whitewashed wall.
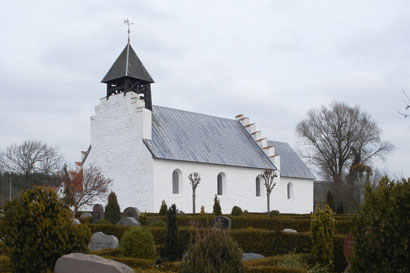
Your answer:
[152,159,314,214]
[85,93,155,212]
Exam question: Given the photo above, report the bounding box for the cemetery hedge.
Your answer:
[146,215,352,234]
[89,224,347,272]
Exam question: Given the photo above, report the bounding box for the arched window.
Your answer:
[172,169,182,194]
[287,182,293,200]
[217,172,226,195]
[256,176,261,197]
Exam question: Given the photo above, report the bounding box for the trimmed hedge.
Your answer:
[244,266,307,273]
[145,215,352,234]
[105,257,155,269]
[89,225,347,272]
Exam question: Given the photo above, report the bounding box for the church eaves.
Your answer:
[143,105,276,170]
[101,43,154,83]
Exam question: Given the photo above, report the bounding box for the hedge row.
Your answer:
[0,256,10,273]
[244,266,307,273]
[145,215,352,234]
[89,224,347,272]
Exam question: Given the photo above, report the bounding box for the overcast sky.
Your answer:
[1,0,409,178]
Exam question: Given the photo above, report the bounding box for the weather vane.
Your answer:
[124,19,134,44]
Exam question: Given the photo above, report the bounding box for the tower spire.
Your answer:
[124,19,133,44]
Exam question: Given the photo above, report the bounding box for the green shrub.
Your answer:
[213,194,222,216]
[165,204,180,261]
[95,219,112,225]
[244,265,307,273]
[180,228,244,273]
[279,252,306,270]
[148,220,167,227]
[0,256,11,273]
[120,227,157,259]
[79,216,93,224]
[105,192,121,224]
[139,212,147,226]
[310,204,334,271]
[159,200,168,216]
[200,205,205,214]
[350,177,410,273]
[231,206,243,216]
[91,248,123,257]
[0,186,91,273]
[269,210,280,217]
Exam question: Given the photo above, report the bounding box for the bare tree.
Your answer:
[188,172,201,214]
[261,170,277,213]
[1,140,64,177]
[296,102,393,184]
[59,164,112,214]
[398,90,410,119]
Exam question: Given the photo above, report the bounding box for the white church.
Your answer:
[82,40,315,214]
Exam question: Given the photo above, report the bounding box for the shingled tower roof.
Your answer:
[101,43,154,83]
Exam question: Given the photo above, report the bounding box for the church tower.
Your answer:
[101,42,154,110]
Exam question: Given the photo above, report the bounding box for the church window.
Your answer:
[287,182,293,200]
[217,172,226,195]
[256,176,261,197]
[172,169,182,194]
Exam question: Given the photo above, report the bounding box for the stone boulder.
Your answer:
[54,253,134,273]
[282,228,297,233]
[88,232,119,251]
[122,207,140,221]
[116,217,140,226]
[210,216,232,230]
[242,253,265,261]
[80,212,92,219]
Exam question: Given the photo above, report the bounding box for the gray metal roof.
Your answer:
[101,43,154,83]
[143,106,276,170]
[268,140,315,180]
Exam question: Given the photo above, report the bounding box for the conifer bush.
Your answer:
[200,205,205,214]
[180,228,244,273]
[0,186,90,273]
[213,194,222,216]
[159,200,168,216]
[231,205,243,216]
[310,204,335,271]
[120,227,157,259]
[350,177,410,273]
[165,204,180,261]
[105,191,121,224]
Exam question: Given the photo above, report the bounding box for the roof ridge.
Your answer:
[153,105,236,122]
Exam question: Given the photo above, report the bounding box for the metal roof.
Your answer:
[143,106,276,170]
[268,140,315,180]
[101,43,154,83]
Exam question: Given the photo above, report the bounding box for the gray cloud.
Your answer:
[0,0,409,177]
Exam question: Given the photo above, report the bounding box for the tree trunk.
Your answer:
[192,189,196,214]
[267,192,270,213]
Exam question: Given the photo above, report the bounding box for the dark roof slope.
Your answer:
[144,106,276,170]
[268,140,315,180]
[101,43,154,83]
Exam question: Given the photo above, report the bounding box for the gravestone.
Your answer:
[116,217,140,226]
[93,204,104,223]
[242,253,265,261]
[88,232,119,251]
[54,253,133,273]
[343,232,356,272]
[210,216,232,230]
[80,212,92,219]
[282,228,297,233]
[122,207,140,221]
[72,219,80,225]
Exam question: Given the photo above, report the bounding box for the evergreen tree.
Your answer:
[159,200,168,216]
[165,204,180,261]
[213,194,222,216]
[104,191,121,224]
[310,204,335,271]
